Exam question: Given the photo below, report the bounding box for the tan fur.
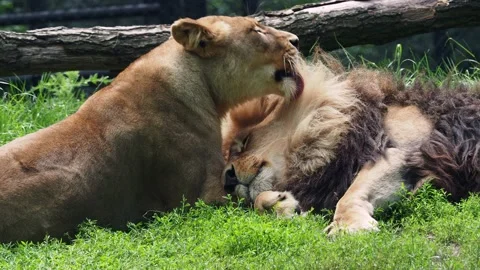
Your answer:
[221,58,438,232]
[384,105,433,150]
[346,68,398,102]
[221,95,284,160]
[0,16,302,242]
[222,59,360,205]
[324,148,406,234]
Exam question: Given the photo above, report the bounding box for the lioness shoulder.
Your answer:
[0,16,303,242]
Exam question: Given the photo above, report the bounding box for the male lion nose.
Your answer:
[289,35,299,49]
[224,165,239,194]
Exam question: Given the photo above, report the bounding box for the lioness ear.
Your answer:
[171,18,216,57]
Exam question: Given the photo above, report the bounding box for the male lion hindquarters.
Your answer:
[0,16,302,243]
[414,108,480,198]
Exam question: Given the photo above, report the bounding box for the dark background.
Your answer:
[1,0,479,69]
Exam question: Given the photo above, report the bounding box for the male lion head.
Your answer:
[171,16,304,113]
[221,59,360,205]
[221,94,287,203]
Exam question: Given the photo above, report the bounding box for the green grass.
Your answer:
[0,54,479,269]
[0,191,479,269]
[342,43,480,86]
[0,72,109,145]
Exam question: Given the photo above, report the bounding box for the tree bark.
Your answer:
[256,0,480,54]
[1,0,479,76]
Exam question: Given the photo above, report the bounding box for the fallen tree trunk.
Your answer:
[1,0,479,76]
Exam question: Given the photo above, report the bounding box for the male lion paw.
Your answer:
[324,215,379,237]
[254,191,304,218]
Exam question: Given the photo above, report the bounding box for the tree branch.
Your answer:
[1,0,479,76]
[256,0,480,53]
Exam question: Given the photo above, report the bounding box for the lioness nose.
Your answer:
[224,165,239,194]
[289,35,299,49]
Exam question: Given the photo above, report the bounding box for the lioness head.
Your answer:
[171,16,304,113]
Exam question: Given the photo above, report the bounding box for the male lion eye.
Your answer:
[241,135,250,150]
[229,135,250,157]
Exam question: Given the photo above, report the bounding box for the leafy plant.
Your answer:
[0,0,12,14]
[32,71,112,99]
[0,72,110,145]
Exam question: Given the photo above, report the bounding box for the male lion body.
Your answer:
[222,54,480,234]
[0,16,302,242]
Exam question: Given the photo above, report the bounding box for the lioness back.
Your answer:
[0,16,303,243]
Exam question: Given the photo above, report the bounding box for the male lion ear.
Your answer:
[171,18,216,57]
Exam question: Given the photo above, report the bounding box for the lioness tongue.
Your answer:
[293,74,304,100]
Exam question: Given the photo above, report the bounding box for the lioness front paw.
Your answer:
[254,191,304,218]
[324,215,379,236]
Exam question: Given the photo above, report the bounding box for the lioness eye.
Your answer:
[253,27,265,35]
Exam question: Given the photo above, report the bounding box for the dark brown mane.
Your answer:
[385,80,480,121]
[392,82,480,200]
[281,69,392,210]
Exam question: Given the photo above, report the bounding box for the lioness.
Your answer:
[0,16,303,242]
[222,53,480,234]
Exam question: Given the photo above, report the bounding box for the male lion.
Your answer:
[0,16,303,242]
[222,53,480,234]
